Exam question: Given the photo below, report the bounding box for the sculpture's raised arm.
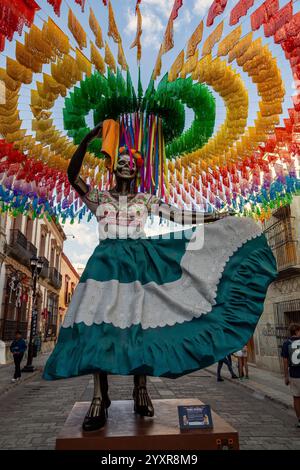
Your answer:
[67,123,103,196]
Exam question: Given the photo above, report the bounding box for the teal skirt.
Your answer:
[43,217,277,380]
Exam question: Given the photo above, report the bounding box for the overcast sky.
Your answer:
[1,0,298,269]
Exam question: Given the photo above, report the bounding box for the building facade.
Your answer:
[58,253,80,332]
[253,196,300,374]
[0,212,66,363]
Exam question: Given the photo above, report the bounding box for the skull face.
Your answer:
[115,153,137,180]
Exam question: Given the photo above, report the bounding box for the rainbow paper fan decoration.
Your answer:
[0,0,299,223]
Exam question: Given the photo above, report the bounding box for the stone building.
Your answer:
[253,196,300,374]
[58,252,80,333]
[0,212,66,363]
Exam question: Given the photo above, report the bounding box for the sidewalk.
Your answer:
[206,361,293,410]
[0,353,49,397]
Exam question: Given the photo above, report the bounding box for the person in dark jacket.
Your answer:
[217,354,238,382]
[10,330,27,382]
[281,323,300,428]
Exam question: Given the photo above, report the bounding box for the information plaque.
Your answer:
[178,404,213,430]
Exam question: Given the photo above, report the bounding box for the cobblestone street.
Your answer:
[0,354,299,450]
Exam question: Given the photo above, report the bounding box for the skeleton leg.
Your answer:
[133,374,154,417]
[82,372,110,431]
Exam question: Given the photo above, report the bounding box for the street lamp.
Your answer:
[22,256,44,372]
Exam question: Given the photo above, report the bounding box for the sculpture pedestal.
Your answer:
[56,399,239,450]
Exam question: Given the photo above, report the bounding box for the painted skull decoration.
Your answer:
[115,153,137,180]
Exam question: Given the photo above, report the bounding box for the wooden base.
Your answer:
[56,399,239,450]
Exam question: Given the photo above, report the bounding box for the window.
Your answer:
[1,273,30,341]
[13,214,23,232]
[50,246,55,267]
[25,218,34,244]
[64,275,70,305]
[40,233,46,258]
[56,252,60,270]
[264,211,298,271]
[46,294,58,338]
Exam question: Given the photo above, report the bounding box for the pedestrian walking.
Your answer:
[235,345,249,379]
[10,330,27,382]
[281,323,300,428]
[217,354,238,381]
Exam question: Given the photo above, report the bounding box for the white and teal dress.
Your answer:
[43,190,277,380]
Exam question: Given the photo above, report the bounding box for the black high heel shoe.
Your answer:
[133,375,154,417]
[82,372,111,432]
[82,396,111,432]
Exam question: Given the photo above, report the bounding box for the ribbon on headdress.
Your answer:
[101,119,120,172]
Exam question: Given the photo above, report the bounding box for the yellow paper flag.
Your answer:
[89,8,104,49]
[186,21,203,59]
[108,0,121,44]
[217,25,242,57]
[104,41,117,73]
[91,42,106,75]
[168,50,184,82]
[202,21,224,56]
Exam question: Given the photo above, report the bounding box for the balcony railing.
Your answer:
[10,229,27,250]
[27,241,37,258]
[49,267,62,290]
[39,256,49,279]
[1,319,28,342]
[7,230,37,266]
[264,216,299,273]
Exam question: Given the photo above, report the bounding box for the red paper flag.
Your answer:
[75,0,86,13]
[285,12,300,38]
[274,11,300,44]
[282,33,300,54]
[263,1,292,37]
[47,0,62,16]
[265,0,279,17]
[250,0,279,31]
[207,0,228,27]
[171,0,183,20]
[251,3,267,31]
[0,33,5,52]
[0,0,40,40]
[230,0,254,27]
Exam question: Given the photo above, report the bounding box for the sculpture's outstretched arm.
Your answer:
[67,123,103,196]
[151,201,234,225]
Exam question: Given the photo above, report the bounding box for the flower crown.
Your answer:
[118,146,144,168]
